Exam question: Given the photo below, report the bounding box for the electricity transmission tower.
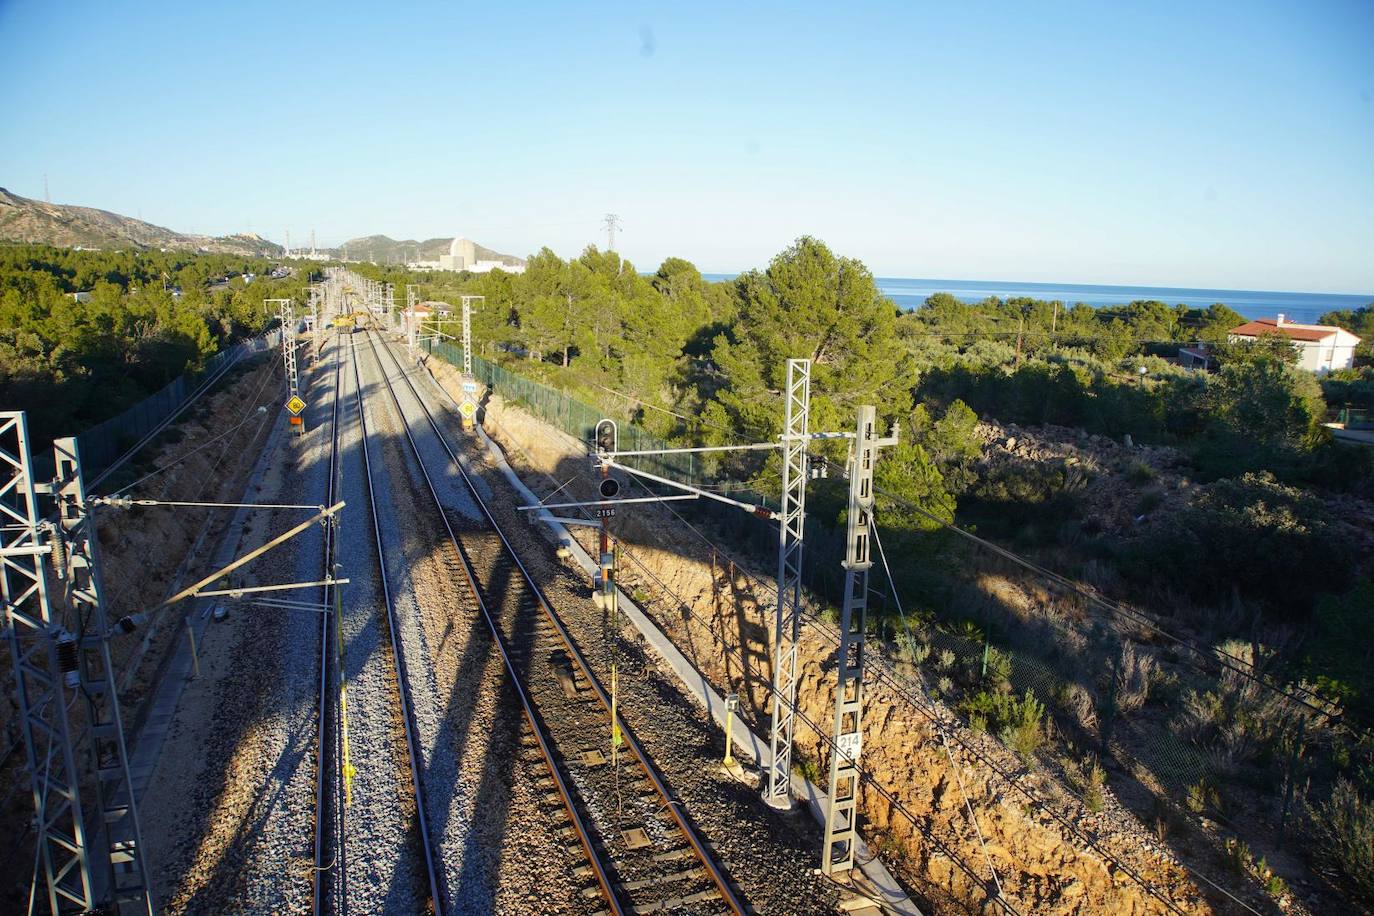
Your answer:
[603,213,622,252]
[1,414,155,915]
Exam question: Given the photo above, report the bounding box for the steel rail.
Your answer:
[346,330,444,913]
[368,329,745,915]
[362,329,626,914]
[312,331,343,914]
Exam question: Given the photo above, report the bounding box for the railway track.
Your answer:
[334,329,444,911]
[312,332,340,913]
[361,328,744,916]
[310,329,444,914]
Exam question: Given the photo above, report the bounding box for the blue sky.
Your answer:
[1,0,1370,292]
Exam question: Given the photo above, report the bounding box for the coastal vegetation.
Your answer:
[357,238,1374,902]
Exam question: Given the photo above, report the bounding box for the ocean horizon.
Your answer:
[699,274,1373,326]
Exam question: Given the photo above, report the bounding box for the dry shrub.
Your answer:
[1308,778,1374,900]
[1082,558,1120,593]
[1064,681,1098,731]
[1177,640,1289,776]
[1113,641,1158,714]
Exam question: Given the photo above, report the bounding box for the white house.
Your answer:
[1228,314,1361,374]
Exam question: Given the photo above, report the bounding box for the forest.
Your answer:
[359,239,1374,691]
[0,244,313,443]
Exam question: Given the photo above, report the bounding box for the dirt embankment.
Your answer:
[97,357,283,718]
[0,354,282,909]
[416,354,1207,915]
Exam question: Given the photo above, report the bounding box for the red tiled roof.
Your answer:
[1229,319,1336,343]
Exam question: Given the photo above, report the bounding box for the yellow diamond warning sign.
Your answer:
[286,395,306,415]
[458,400,477,419]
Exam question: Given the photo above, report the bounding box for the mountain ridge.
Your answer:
[336,234,525,267]
[0,187,284,258]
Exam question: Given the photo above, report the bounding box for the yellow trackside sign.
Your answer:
[286,395,306,415]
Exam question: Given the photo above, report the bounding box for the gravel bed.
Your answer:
[140,337,334,913]
[356,331,592,915]
[330,332,427,913]
[373,332,843,914]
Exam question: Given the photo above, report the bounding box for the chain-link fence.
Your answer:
[73,330,281,481]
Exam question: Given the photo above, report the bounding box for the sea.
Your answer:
[700,275,1372,325]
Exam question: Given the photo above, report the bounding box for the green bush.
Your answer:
[961,688,1045,761]
[1126,461,1157,484]
[1131,472,1354,619]
[982,646,1013,690]
[1308,778,1374,900]
[1302,581,1374,726]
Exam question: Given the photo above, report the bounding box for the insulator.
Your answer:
[44,524,68,580]
[55,634,79,688]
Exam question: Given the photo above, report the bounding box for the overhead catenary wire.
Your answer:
[433,355,1292,911]
[87,332,276,493]
[556,383,1244,913]
[464,394,1031,912]
[872,521,1006,903]
[103,345,283,499]
[605,471,1215,915]
[590,375,1347,728]
[818,453,1345,724]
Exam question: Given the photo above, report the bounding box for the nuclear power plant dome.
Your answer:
[449,237,476,259]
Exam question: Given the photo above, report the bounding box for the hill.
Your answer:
[0,187,283,258]
[337,233,525,267]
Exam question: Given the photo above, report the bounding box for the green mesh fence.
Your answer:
[73,331,279,481]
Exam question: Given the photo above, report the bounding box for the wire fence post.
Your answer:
[1277,716,1305,849]
[1101,649,1120,757]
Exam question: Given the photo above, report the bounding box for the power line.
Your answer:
[582,375,1353,727]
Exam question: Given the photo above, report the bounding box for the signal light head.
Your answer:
[595,419,617,455]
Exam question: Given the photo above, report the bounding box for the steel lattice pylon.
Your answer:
[54,436,154,912]
[765,358,810,807]
[1,414,154,914]
[821,405,895,873]
[1,412,92,913]
[273,299,298,400]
